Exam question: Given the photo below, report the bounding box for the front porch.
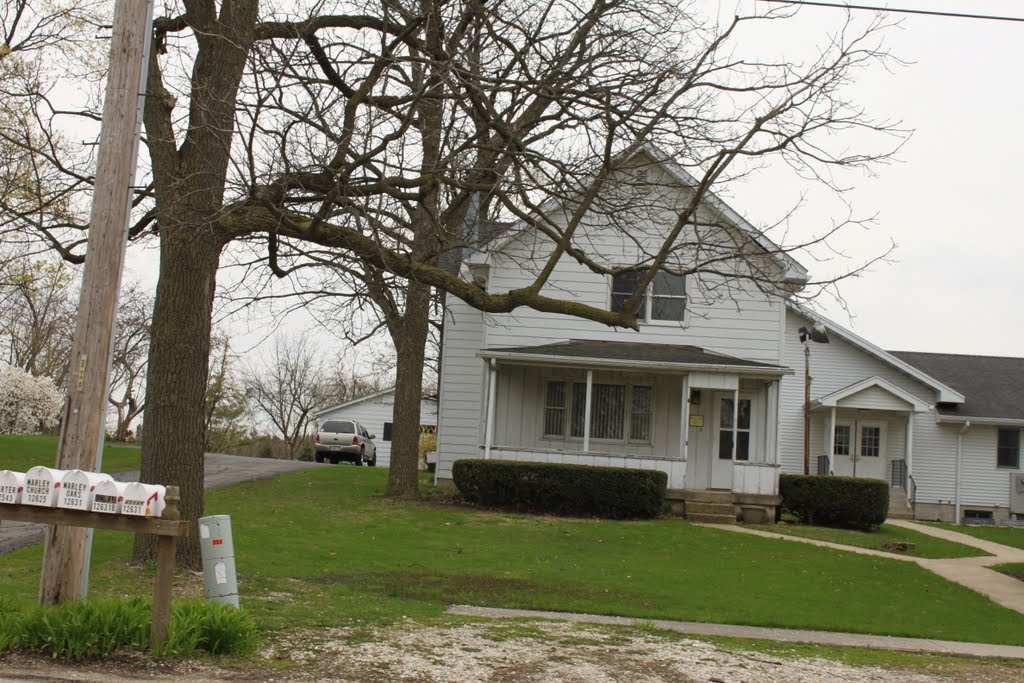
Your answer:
[476,340,793,520]
[810,376,929,519]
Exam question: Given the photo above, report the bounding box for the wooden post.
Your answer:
[39,0,152,604]
[151,486,180,649]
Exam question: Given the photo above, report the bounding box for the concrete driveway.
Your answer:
[0,453,327,554]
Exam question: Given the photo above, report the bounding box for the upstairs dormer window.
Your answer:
[610,268,687,322]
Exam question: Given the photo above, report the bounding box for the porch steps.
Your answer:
[683,491,737,525]
[887,488,914,520]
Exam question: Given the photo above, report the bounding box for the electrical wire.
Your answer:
[757,0,1024,23]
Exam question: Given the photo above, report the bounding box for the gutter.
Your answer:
[937,415,1024,428]
[955,421,971,523]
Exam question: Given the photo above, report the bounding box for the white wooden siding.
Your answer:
[837,386,914,412]
[318,391,437,468]
[436,295,487,480]
[958,426,1023,509]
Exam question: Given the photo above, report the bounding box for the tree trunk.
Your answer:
[132,228,222,568]
[385,279,432,499]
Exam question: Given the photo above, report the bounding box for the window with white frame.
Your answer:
[543,380,653,443]
[860,425,881,458]
[717,398,751,461]
[610,268,686,322]
[997,428,1020,469]
[833,424,851,456]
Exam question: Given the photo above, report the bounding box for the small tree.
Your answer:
[107,283,152,441]
[0,364,61,434]
[245,334,331,460]
[204,336,251,453]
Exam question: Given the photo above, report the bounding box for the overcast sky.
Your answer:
[720,0,1023,357]
[118,1,1022,362]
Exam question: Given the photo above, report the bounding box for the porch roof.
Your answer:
[810,376,930,413]
[479,340,792,376]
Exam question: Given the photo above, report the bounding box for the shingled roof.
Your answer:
[890,351,1024,422]
[481,340,789,374]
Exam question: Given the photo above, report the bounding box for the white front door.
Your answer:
[832,421,887,480]
[711,395,751,489]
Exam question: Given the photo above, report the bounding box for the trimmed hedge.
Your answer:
[452,459,667,519]
[780,474,889,530]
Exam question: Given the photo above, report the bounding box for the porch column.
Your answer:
[583,370,594,453]
[905,413,914,484]
[829,406,836,475]
[680,375,691,462]
[484,359,497,460]
[731,387,739,461]
[765,380,778,465]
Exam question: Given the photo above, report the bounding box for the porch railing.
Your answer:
[816,455,832,476]
[890,459,908,489]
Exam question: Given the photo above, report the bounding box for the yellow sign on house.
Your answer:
[689,414,705,428]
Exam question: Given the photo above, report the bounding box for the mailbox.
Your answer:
[23,466,67,507]
[0,470,25,504]
[57,470,114,511]
[121,483,166,517]
[92,479,128,514]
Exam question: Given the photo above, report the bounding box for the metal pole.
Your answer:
[803,343,810,475]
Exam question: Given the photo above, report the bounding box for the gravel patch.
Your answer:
[2,621,1020,682]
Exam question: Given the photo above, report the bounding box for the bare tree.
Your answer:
[11,1,903,564]
[0,255,76,387]
[107,282,151,442]
[246,334,331,460]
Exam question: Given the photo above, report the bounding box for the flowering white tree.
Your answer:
[0,364,61,434]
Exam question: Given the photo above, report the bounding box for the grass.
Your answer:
[4,464,1023,647]
[992,562,1024,582]
[0,434,140,473]
[926,523,1024,551]
[746,521,989,559]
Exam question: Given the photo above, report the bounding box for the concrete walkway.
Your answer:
[447,605,1024,659]
[699,519,1024,616]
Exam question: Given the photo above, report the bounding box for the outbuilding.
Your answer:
[315,388,438,468]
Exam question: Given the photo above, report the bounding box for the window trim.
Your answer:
[997,427,1021,469]
[541,378,654,445]
[608,269,688,326]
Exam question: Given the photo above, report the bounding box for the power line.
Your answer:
[757,0,1024,23]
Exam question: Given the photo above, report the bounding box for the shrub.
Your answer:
[0,366,62,434]
[0,597,259,660]
[779,474,889,530]
[452,459,666,519]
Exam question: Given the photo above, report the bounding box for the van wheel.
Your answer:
[314,453,325,463]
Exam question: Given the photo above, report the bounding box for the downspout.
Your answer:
[955,420,971,523]
[484,358,497,460]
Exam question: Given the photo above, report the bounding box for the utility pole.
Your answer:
[39,0,152,605]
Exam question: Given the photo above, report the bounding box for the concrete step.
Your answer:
[687,512,737,525]
[682,490,734,504]
[686,502,736,516]
[887,510,915,520]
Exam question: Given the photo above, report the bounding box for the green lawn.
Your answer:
[747,521,989,559]
[927,523,1024,551]
[3,465,1022,646]
[0,435,140,473]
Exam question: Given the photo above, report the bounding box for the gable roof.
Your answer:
[481,340,792,376]
[812,376,930,413]
[891,351,1024,424]
[788,302,965,405]
[314,387,438,419]
[477,145,809,285]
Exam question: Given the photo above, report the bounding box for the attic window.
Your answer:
[632,169,651,195]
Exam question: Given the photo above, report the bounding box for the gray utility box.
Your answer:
[198,514,239,607]
[1011,473,1024,516]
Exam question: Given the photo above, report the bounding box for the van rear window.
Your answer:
[321,421,354,433]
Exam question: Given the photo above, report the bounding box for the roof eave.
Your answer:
[935,414,1024,427]
[478,349,794,376]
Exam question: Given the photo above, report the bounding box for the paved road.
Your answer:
[0,453,326,554]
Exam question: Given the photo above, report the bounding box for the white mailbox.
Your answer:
[0,470,25,504]
[122,483,166,517]
[57,470,114,511]
[92,479,128,514]
[23,466,67,507]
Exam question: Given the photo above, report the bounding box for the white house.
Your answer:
[315,388,438,468]
[433,149,1024,523]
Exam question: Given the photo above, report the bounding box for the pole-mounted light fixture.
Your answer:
[799,323,830,475]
